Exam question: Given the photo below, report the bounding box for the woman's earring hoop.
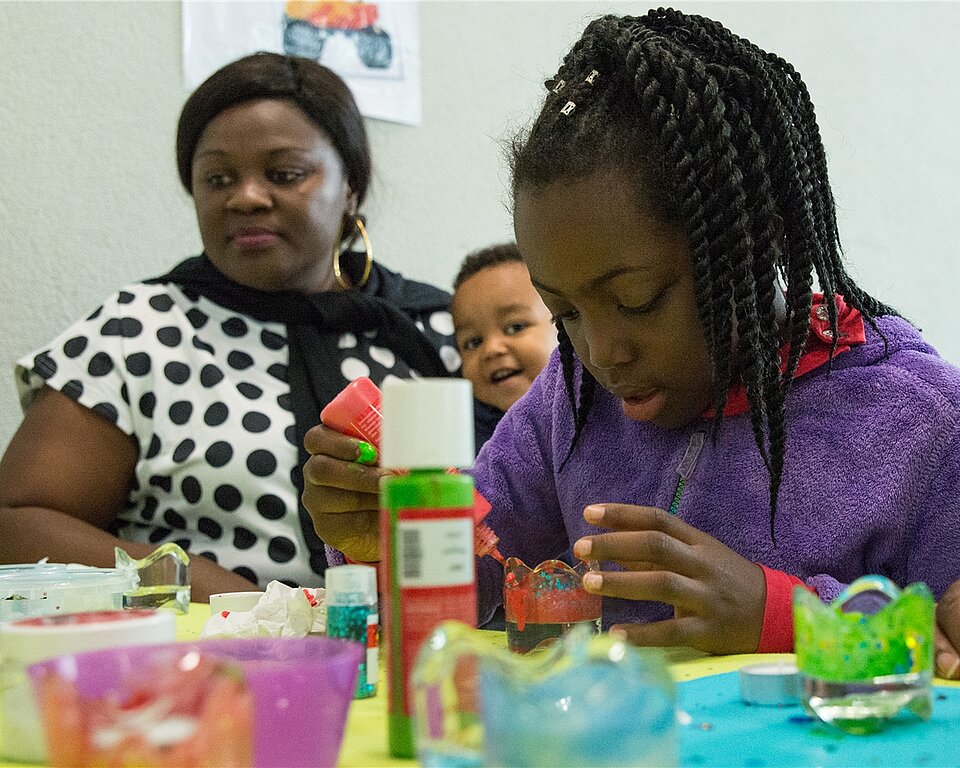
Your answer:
[333,216,373,290]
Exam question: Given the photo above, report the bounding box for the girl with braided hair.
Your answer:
[303,10,960,670]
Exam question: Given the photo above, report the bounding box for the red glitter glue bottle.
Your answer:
[320,377,503,562]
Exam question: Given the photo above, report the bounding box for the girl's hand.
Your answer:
[302,424,387,563]
[572,503,765,654]
[935,579,960,679]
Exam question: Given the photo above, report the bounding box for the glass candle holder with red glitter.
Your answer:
[503,557,601,654]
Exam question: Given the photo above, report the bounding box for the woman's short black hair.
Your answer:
[175,52,370,208]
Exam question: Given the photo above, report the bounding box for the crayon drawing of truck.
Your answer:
[282,1,393,69]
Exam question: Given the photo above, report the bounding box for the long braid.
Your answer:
[556,322,597,469]
[509,10,898,537]
[629,44,725,410]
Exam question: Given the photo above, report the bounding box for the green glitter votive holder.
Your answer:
[793,575,934,734]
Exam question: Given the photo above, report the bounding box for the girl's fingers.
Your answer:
[584,503,701,545]
[300,479,379,518]
[936,581,960,679]
[303,423,370,463]
[574,529,700,576]
[303,451,386,495]
[309,509,381,563]
[609,617,699,648]
[934,624,960,680]
[582,568,703,612]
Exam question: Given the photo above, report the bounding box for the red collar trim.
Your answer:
[705,294,866,418]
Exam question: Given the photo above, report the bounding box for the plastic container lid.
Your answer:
[326,564,377,606]
[380,378,475,469]
[0,609,176,666]
[0,563,137,623]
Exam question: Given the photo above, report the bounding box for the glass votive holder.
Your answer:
[503,557,601,654]
[411,621,677,768]
[115,542,191,613]
[793,574,934,734]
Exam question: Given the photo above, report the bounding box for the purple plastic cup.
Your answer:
[27,636,362,767]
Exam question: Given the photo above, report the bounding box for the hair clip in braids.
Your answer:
[560,100,576,116]
[551,79,567,94]
[584,69,600,84]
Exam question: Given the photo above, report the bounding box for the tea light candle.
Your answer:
[739,661,800,706]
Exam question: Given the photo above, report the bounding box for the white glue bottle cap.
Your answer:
[326,564,378,607]
[380,378,475,470]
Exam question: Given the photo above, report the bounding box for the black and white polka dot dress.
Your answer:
[15,281,460,587]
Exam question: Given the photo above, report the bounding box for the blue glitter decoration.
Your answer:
[327,603,378,699]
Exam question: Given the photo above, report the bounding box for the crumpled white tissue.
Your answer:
[201,580,326,638]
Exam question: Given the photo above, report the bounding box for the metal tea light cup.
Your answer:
[503,557,601,654]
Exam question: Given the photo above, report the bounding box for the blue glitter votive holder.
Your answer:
[325,565,379,699]
[412,621,677,767]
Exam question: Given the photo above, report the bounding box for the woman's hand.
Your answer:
[935,579,960,679]
[572,503,765,654]
[302,424,386,563]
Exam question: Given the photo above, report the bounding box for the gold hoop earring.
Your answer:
[332,216,373,290]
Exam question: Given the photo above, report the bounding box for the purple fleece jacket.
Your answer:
[472,315,960,627]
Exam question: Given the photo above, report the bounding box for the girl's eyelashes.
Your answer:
[548,287,668,325]
[549,309,580,325]
[616,287,668,316]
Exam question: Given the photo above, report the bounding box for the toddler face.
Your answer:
[452,261,557,412]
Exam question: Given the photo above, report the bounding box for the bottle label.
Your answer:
[367,612,379,686]
[397,518,473,587]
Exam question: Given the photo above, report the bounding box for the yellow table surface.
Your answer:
[3,604,957,767]
[171,605,772,767]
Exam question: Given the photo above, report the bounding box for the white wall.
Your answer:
[1,1,957,452]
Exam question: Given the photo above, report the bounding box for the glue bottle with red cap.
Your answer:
[320,377,503,562]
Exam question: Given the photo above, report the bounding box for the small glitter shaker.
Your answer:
[326,564,379,699]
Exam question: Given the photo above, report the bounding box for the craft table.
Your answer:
[2,604,958,766]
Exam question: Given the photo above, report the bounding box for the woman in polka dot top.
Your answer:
[0,53,460,601]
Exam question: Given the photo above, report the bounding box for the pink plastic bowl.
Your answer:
[27,636,361,768]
